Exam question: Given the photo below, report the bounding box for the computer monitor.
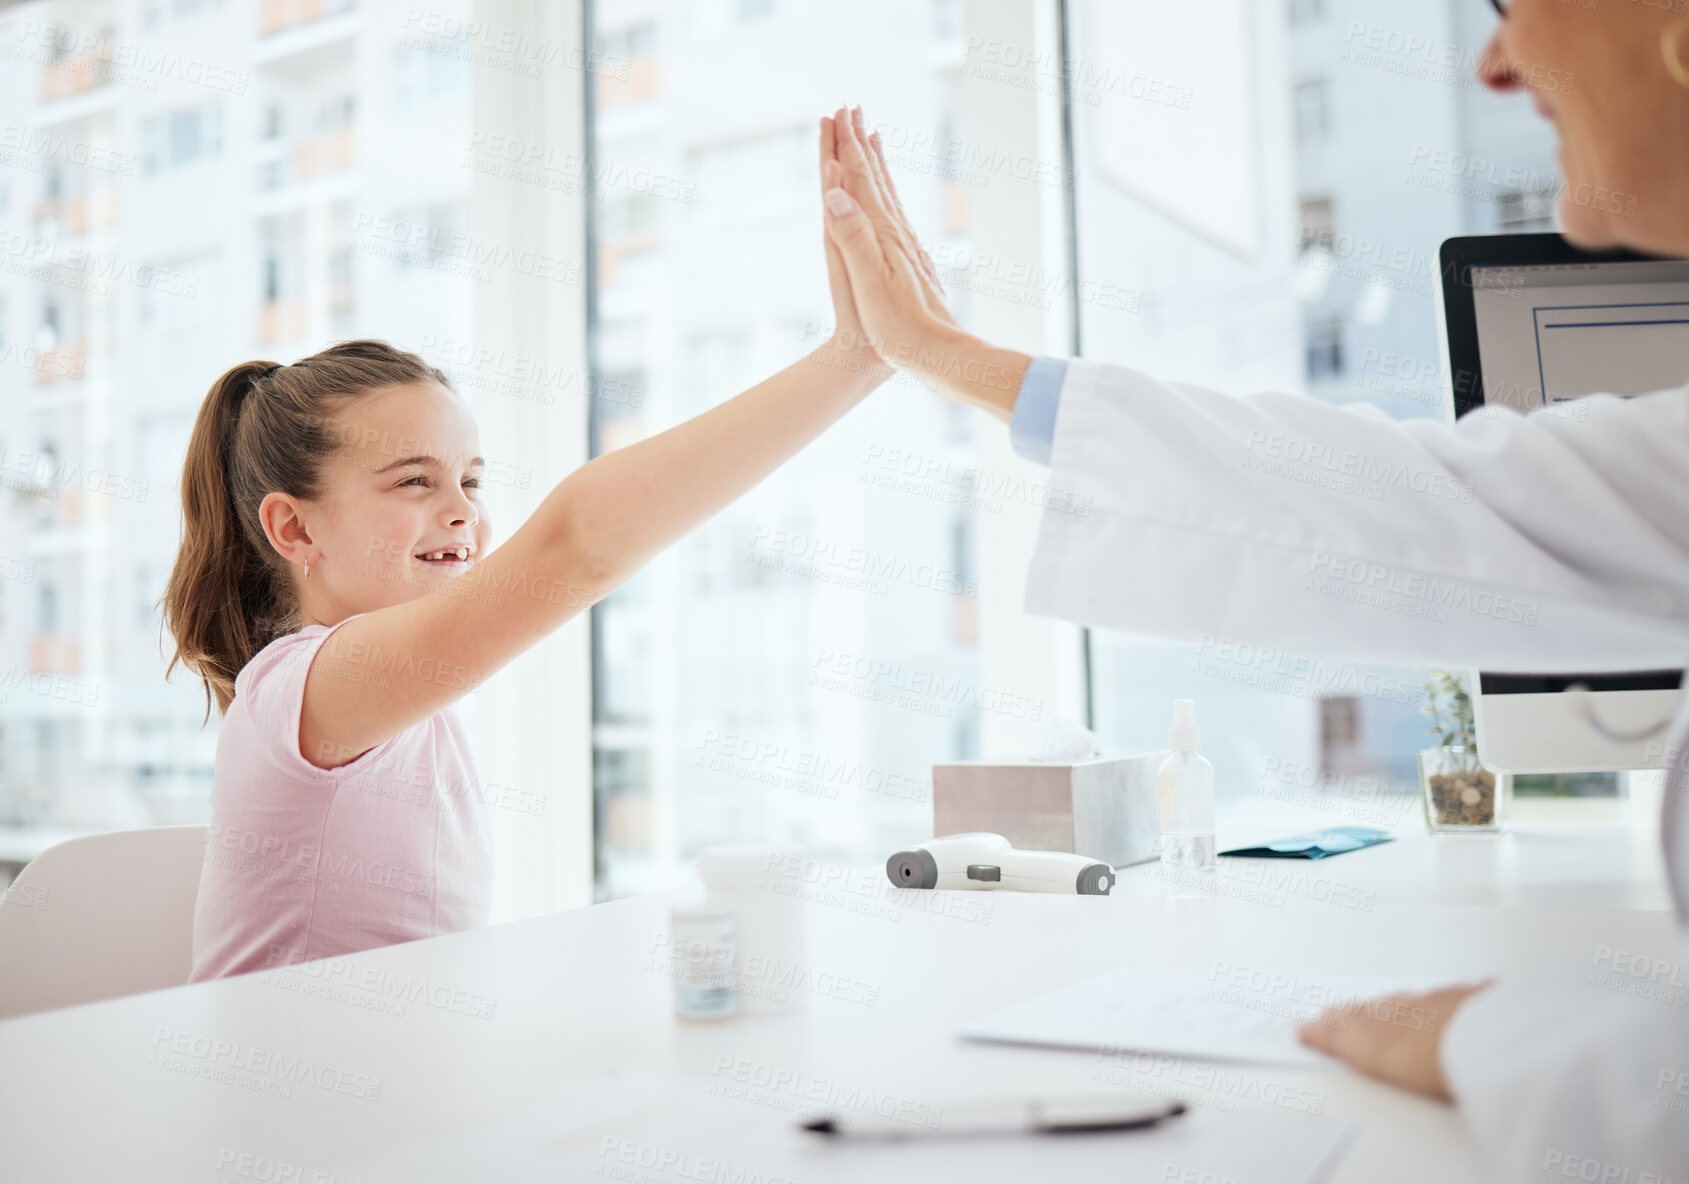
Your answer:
[1436,233,1685,774]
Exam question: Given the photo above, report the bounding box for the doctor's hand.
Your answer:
[821,105,1031,421]
[1296,981,1492,1102]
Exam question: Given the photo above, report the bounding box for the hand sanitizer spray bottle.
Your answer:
[1158,700,1215,872]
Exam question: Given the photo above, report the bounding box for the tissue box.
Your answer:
[932,752,1166,869]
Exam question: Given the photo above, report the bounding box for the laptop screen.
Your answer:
[1469,258,1689,413]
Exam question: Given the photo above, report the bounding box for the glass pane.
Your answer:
[0,0,506,887]
[588,0,985,899]
[1065,0,1617,814]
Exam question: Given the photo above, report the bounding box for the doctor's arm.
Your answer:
[823,106,1689,673]
[823,106,1689,1182]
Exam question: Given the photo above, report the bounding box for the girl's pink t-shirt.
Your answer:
[189,615,494,981]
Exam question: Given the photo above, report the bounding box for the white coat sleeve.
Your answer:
[1437,946,1689,1184]
[1437,692,1689,1184]
[1025,359,1689,672]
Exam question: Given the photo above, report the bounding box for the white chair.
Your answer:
[0,825,208,1020]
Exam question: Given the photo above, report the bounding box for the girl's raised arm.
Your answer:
[295,117,891,769]
[301,334,885,768]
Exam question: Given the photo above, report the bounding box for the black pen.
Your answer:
[801,1094,1187,1139]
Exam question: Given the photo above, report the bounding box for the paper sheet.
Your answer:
[962,965,1438,1067]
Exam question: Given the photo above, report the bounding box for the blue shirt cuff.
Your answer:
[1008,356,1068,466]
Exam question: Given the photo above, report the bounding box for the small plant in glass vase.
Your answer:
[1418,670,1509,831]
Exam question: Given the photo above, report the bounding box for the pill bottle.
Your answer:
[669,897,737,1022]
[696,844,808,1015]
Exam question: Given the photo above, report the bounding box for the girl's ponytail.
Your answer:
[163,360,288,720]
[162,340,453,720]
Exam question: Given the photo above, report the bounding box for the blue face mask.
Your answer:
[1219,826,1394,860]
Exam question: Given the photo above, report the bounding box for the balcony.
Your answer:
[259,298,307,346]
[30,637,82,676]
[596,231,660,289]
[33,341,87,388]
[261,0,355,38]
[19,478,96,535]
[596,54,660,109]
[257,127,357,194]
[39,46,113,104]
[31,190,117,237]
[294,126,355,180]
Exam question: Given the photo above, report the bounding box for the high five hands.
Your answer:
[817,105,1031,420]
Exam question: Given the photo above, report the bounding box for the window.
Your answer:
[1298,195,1335,250]
[137,254,221,332]
[0,0,484,877]
[393,41,469,108]
[142,103,224,175]
[388,202,461,269]
[1288,0,1324,25]
[595,20,661,107]
[135,566,160,628]
[1305,315,1343,380]
[328,203,357,336]
[1067,0,1584,815]
[933,0,964,41]
[1318,697,1361,770]
[1497,187,1557,233]
[34,721,58,790]
[689,128,810,216]
[599,21,658,60]
[135,415,190,483]
[37,583,58,634]
[586,5,988,899]
[319,95,355,136]
[599,193,661,238]
[142,0,224,28]
[1293,79,1330,140]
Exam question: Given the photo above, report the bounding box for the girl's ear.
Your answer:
[258,489,316,566]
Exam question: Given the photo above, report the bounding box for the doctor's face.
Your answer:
[1477,0,1689,258]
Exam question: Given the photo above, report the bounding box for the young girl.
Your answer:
[167,113,897,980]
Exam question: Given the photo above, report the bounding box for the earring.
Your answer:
[303,560,311,580]
[1664,22,1689,90]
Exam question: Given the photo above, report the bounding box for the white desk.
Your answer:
[0,815,1679,1182]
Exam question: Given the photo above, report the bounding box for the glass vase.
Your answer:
[1419,746,1509,833]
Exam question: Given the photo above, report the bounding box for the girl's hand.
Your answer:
[837,106,961,335]
[819,113,882,367]
[1296,981,1491,1101]
[820,105,961,368]
[822,104,1029,419]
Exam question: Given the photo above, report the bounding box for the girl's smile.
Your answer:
[415,543,476,569]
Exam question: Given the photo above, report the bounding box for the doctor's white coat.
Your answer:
[1025,359,1689,1182]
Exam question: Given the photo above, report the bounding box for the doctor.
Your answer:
[817,2,1689,1181]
